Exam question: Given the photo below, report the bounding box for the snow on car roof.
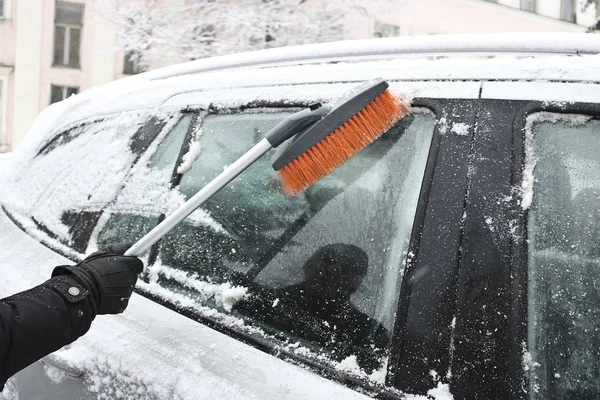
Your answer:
[123,32,600,82]
[55,54,600,124]
[14,34,600,160]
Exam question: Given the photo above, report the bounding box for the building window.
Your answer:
[520,0,536,12]
[560,0,576,22]
[53,1,84,68]
[0,0,11,19]
[50,84,78,104]
[373,21,400,38]
[123,50,146,75]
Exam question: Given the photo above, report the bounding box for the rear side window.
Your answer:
[152,110,436,374]
[525,113,600,399]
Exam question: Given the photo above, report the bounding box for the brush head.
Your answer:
[271,79,409,195]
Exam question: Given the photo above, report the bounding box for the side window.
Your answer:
[525,113,600,399]
[153,110,436,374]
[94,113,195,257]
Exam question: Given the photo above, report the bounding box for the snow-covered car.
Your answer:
[1,33,600,400]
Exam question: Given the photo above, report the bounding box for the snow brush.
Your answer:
[125,78,408,256]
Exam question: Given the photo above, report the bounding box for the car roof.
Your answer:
[127,32,600,82]
[33,33,600,142]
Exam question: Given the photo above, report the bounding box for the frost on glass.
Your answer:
[526,114,600,399]
[154,110,435,375]
[94,113,192,255]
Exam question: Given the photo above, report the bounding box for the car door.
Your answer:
[452,81,600,400]
[101,83,477,398]
[10,82,478,399]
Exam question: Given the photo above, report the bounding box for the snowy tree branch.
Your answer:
[91,0,398,70]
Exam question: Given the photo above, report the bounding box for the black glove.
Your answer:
[52,244,144,315]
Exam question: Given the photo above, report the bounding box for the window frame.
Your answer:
[53,24,82,68]
[451,99,533,399]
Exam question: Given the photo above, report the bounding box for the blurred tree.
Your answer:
[579,0,596,9]
[92,0,394,71]
[578,0,599,31]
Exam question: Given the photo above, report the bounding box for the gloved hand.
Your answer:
[52,244,144,315]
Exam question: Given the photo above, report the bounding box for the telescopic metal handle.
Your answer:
[124,138,273,256]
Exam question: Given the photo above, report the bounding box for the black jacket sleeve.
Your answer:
[0,275,97,390]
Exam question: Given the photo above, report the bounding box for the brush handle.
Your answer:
[265,104,330,147]
[124,138,273,257]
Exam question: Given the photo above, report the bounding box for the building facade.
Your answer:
[0,0,597,153]
[0,0,139,153]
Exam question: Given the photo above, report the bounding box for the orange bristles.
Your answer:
[278,89,409,195]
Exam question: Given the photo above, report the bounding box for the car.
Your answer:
[1,32,600,400]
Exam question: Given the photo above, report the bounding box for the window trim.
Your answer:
[448,98,533,399]
[510,100,600,399]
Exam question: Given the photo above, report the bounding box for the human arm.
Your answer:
[0,244,142,390]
